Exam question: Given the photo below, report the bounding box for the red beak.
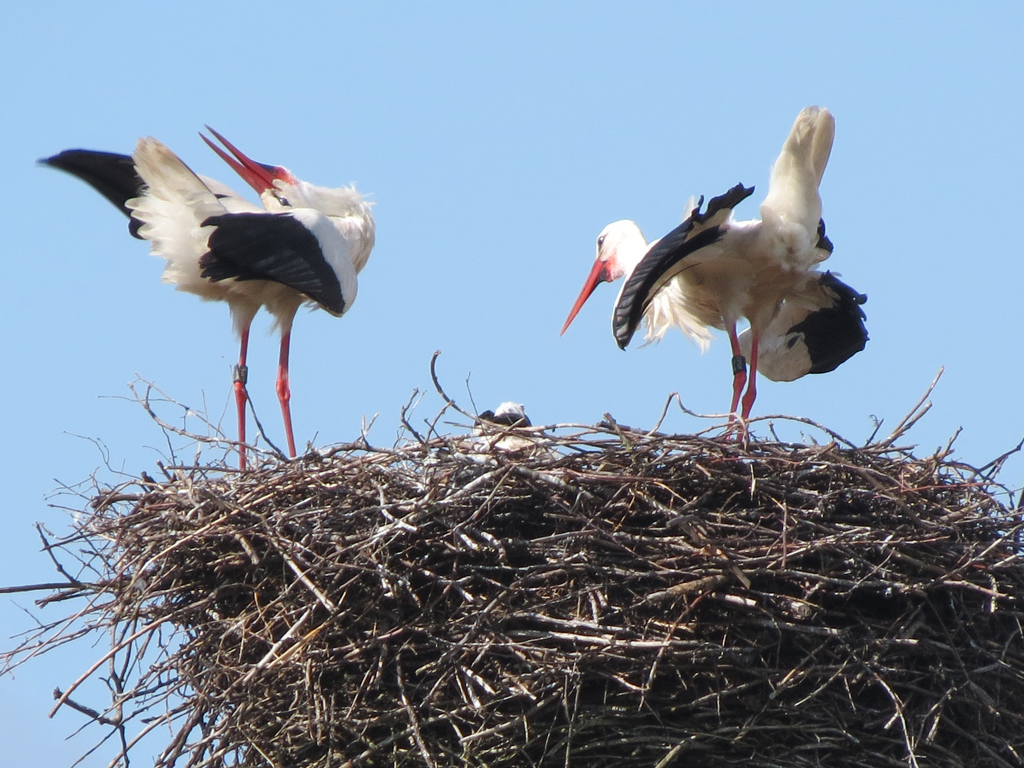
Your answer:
[560,258,610,335]
[200,126,294,195]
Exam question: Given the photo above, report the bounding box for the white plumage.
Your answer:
[42,130,375,466]
[473,402,542,453]
[561,107,867,423]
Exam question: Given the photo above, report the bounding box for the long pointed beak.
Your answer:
[200,126,294,195]
[560,259,609,335]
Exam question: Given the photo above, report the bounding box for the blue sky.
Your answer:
[2,3,1022,765]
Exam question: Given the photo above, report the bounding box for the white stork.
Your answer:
[41,130,375,467]
[561,106,867,425]
[477,402,532,429]
[473,402,543,453]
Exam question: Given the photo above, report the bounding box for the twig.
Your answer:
[875,367,944,449]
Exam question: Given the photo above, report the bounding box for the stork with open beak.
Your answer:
[561,106,867,426]
[41,130,375,467]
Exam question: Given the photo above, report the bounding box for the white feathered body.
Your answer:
[606,107,838,376]
[127,137,373,335]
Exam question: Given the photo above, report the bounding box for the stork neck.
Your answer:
[334,212,375,273]
[614,230,650,278]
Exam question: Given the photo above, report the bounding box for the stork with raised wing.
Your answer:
[41,130,375,467]
[561,106,867,425]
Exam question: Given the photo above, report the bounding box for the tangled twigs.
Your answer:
[127,378,288,465]
[3,409,1023,768]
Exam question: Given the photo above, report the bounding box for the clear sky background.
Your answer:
[2,3,1022,765]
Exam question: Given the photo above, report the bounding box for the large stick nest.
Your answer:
[6,412,1024,768]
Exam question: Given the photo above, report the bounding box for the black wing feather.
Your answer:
[41,149,147,238]
[200,213,347,315]
[791,272,868,374]
[612,184,755,349]
[815,219,833,254]
[477,409,532,428]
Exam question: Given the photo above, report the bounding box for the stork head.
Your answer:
[202,126,376,272]
[201,126,297,208]
[560,220,647,335]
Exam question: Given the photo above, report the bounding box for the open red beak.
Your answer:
[560,259,610,335]
[200,126,294,195]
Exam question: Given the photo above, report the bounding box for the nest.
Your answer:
[5,407,1024,768]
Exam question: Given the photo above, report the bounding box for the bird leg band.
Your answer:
[233,364,248,386]
[732,355,747,375]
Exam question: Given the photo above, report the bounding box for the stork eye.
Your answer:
[597,234,606,247]
[275,193,291,207]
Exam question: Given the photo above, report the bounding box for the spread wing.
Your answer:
[611,184,755,349]
[41,149,147,237]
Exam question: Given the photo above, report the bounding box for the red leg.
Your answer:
[740,329,760,420]
[233,325,251,470]
[727,323,747,419]
[277,330,297,458]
